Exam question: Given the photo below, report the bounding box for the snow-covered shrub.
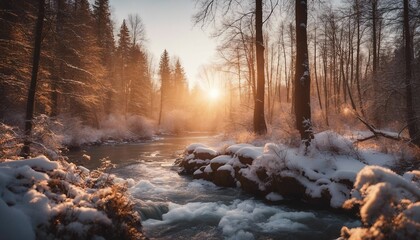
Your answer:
[0,118,62,160]
[340,166,420,239]
[0,156,145,239]
[57,114,156,146]
[0,123,22,159]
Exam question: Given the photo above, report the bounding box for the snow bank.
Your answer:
[179,131,407,210]
[341,166,420,239]
[0,155,143,239]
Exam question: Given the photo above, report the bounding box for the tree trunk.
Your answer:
[253,0,267,134]
[21,0,45,157]
[294,0,313,145]
[403,0,420,146]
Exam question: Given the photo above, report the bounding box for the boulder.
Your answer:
[181,159,210,175]
[272,174,306,198]
[236,147,263,165]
[237,170,263,196]
[210,155,232,171]
[213,165,236,187]
[193,147,218,160]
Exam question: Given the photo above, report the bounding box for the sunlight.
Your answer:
[208,88,221,101]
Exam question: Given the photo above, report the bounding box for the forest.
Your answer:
[0,0,419,239]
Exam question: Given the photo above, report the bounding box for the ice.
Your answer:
[143,199,323,239]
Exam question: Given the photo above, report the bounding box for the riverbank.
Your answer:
[177,130,420,239]
[0,155,147,240]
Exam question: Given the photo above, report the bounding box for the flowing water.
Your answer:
[66,134,359,240]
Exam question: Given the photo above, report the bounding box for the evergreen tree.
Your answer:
[158,49,171,125]
[0,0,36,119]
[127,44,152,116]
[116,20,131,116]
[93,0,115,115]
[173,59,188,108]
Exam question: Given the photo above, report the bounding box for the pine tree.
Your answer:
[127,44,151,116]
[93,0,115,115]
[116,20,131,116]
[158,49,171,125]
[173,59,188,108]
[0,0,35,119]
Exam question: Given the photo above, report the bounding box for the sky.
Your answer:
[108,0,217,86]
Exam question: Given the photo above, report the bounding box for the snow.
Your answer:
[183,130,412,211]
[235,147,263,160]
[226,144,254,155]
[143,199,321,239]
[217,164,234,174]
[186,143,208,153]
[0,199,35,240]
[194,146,218,156]
[211,155,232,164]
[0,155,134,239]
[265,192,284,201]
[0,155,59,171]
[341,165,420,239]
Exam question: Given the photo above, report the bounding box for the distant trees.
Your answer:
[158,50,189,125]
[0,0,155,153]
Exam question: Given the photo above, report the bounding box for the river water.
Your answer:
[66,134,358,240]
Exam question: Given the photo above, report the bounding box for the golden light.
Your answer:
[208,88,221,100]
[343,106,351,115]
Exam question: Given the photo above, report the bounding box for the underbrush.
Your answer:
[0,122,146,240]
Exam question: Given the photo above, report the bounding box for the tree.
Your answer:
[403,0,420,146]
[294,0,313,146]
[254,0,268,134]
[194,0,272,134]
[21,0,45,157]
[93,0,115,115]
[158,50,171,125]
[117,20,131,117]
[173,59,189,108]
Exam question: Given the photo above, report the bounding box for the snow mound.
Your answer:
[314,130,354,155]
[0,156,142,239]
[341,166,420,239]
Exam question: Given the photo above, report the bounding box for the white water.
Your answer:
[67,134,359,239]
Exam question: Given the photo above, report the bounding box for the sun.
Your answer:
[208,88,221,100]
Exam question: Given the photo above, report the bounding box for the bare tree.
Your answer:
[128,13,146,46]
[294,0,313,145]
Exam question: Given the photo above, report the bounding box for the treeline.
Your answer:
[197,0,420,143]
[0,0,192,129]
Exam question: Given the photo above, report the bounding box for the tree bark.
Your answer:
[21,0,45,157]
[403,0,420,146]
[294,0,313,145]
[253,0,267,134]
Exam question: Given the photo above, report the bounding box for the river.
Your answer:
[66,133,358,240]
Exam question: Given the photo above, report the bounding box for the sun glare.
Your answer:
[208,88,220,100]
